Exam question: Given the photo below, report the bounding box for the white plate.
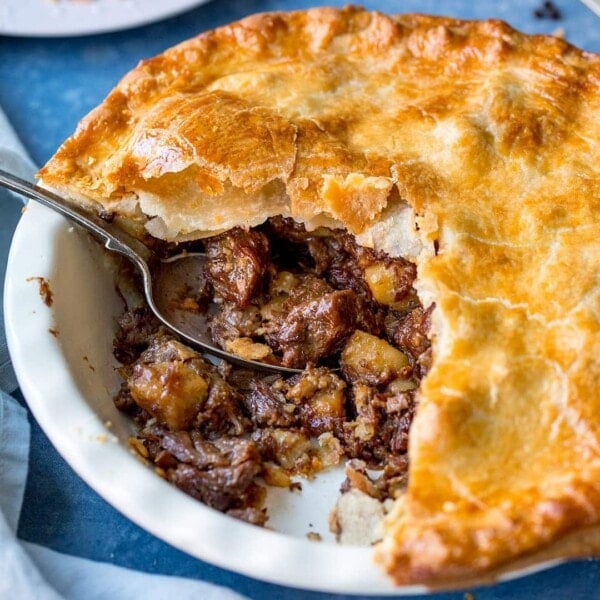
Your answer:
[0,0,210,37]
[581,0,600,18]
[4,202,567,594]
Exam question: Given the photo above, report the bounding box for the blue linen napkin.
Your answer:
[0,107,248,600]
[0,390,248,600]
[0,107,35,394]
[0,394,61,600]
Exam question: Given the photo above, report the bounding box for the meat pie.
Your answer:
[38,6,600,586]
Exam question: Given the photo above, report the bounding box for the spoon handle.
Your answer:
[0,168,153,267]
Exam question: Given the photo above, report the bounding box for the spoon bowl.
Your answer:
[0,168,300,374]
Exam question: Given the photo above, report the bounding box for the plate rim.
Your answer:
[0,0,211,38]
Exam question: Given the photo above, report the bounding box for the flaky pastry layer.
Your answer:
[39,6,600,585]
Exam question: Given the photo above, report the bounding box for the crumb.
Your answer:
[27,276,53,306]
[98,209,115,223]
[128,436,149,458]
[262,463,300,488]
[96,433,107,443]
[104,420,113,428]
[83,355,96,372]
[329,489,386,545]
[180,297,201,311]
[328,506,341,537]
[306,531,322,541]
[224,337,273,361]
[533,1,561,19]
[552,27,565,38]
[48,327,59,337]
[464,593,476,600]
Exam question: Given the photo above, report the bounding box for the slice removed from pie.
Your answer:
[37,6,600,585]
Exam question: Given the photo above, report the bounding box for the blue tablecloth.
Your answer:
[1,1,600,598]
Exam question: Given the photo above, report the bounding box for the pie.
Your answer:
[37,6,600,586]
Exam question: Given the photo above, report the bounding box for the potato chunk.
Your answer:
[363,261,415,310]
[341,330,410,386]
[127,339,211,430]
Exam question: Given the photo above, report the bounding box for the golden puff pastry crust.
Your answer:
[39,6,600,585]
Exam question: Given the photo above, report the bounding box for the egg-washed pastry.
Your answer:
[38,6,600,586]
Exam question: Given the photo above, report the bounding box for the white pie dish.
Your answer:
[4,200,573,594]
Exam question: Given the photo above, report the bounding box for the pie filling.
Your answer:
[113,217,432,532]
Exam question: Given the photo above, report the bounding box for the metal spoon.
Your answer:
[0,168,300,374]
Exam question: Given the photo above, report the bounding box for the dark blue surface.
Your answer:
[3,1,600,598]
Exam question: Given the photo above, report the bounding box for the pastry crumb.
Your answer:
[128,436,149,458]
[330,489,387,545]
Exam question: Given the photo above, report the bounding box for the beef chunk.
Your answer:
[383,390,417,454]
[141,427,262,512]
[204,228,270,307]
[195,378,248,437]
[343,384,418,465]
[266,289,359,368]
[113,307,160,364]
[311,235,375,298]
[267,216,316,244]
[386,305,433,365]
[243,378,297,428]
